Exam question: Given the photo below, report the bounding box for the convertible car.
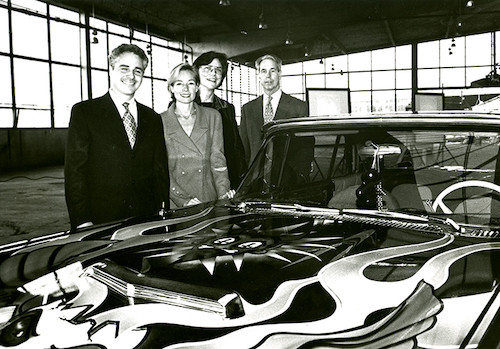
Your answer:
[0,112,499,348]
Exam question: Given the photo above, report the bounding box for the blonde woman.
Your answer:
[161,63,234,208]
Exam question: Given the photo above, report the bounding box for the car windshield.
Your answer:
[236,126,500,228]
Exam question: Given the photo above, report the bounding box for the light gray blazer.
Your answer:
[161,103,230,208]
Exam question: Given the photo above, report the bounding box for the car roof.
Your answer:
[262,111,500,136]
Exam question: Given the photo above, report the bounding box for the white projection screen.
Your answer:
[307,88,351,116]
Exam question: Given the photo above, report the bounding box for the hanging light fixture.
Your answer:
[466,0,474,8]
[304,46,310,57]
[219,0,231,5]
[285,32,293,45]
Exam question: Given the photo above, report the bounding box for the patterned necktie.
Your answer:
[264,96,273,123]
[122,102,137,148]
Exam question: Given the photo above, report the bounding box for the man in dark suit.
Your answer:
[239,54,308,165]
[64,44,169,231]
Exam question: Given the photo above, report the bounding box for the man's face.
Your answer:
[258,58,281,95]
[109,52,145,98]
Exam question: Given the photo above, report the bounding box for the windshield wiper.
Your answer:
[237,201,463,235]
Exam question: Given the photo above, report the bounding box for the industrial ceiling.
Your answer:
[44,0,500,67]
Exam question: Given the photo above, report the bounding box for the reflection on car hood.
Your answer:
[0,202,499,348]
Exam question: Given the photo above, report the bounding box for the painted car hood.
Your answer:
[0,202,499,348]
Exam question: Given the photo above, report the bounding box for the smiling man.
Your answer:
[239,54,308,165]
[64,44,169,231]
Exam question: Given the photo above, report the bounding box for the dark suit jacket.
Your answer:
[64,92,170,229]
[239,92,308,165]
[197,95,247,189]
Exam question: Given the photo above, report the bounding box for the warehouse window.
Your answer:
[0,0,256,128]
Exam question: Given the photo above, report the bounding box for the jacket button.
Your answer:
[181,171,185,175]
[198,169,202,173]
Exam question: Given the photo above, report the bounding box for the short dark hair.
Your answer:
[193,51,229,80]
[109,44,149,69]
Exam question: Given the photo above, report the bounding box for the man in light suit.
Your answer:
[239,54,308,165]
[64,44,169,231]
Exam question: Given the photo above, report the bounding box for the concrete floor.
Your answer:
[0,166,70,245]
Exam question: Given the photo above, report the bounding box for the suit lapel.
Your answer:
[165,106,201,154]
[102,93,133,150]
[190,106,208,147]
[275,93,290,120]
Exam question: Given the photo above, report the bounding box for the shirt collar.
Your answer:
[263,89,282,115]
[109,89,138,121]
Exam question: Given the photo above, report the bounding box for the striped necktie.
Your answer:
[264,96,273,123]
[122,102,137,148]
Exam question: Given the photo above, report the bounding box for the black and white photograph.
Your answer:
[1,1,500,348]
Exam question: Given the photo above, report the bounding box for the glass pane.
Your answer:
[12,11,48,60]
[418,68,440,88]
[109,23,130,36]
[0,7,9,53]
[441,37,465,67]
[240,65,250,95]
[281,75,303,94]
[305,74,324,89]
[372,70,395,90]
[396,45,411,69]
[466,66,492,86]
[372,90,395,112]
[328,55,348,73]
[135,77,152,108]
[91,69,109,98]
[349,71,371,91]
[282,62,302,75]
[396,89,412,111]
[52,64,82,127]
[133,30,149,42]
[14,58,50,109]
[303,59,325,74]
[90,31,108,69]
[51,20,80,64]
[131,39,151,77]
[108,34,129,55]
[0,56,12,108]
[351,91,371,114]
[372,47,395,70]
[326,72,348,88]
[17,109,50,128]
[49,5,79,22]
[0,109,14,128]
[418,41,439,68]
[89,17,106,31]
[466,33,492,66]
[151,45,172,79]
[396,70,411,89]
[441,67,465,87]
[348,51,371,71]
[11,0,46,14]
[153,79,170,113]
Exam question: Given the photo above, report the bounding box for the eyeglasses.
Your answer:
[200,65,223,75]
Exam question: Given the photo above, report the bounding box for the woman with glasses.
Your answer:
[161,63,234,208]
[193,51,247,190]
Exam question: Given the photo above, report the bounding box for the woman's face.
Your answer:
[198,58,224,91]
[171,70,199,104]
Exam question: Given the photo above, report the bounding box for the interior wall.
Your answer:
[0,129,67,172]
